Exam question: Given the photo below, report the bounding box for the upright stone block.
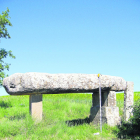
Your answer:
[89,91,121,126]
[89,91,100,124]
[101,90,116,106]
[124,81,134,121]
[29,94,42,121]
[107,91,116,106]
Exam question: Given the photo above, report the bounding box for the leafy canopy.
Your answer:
[0,8,15,86]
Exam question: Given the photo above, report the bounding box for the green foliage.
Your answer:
[116,99,140,139]
[0,8,15,86]
[0,8,12,39]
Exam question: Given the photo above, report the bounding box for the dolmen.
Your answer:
[3,72,134,126]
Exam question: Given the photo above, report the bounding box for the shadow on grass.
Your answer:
[65,117,90,126]
[5,113,26,121]
[0,101,12,108]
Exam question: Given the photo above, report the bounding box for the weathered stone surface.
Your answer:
[29,94,42,121]
[89,91,121,126]
[104,91,116,107]
[90,106,121,126]
[3,72,126,95]
[124,81,134,121]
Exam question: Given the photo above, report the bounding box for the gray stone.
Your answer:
[89,91,121,126]
[89,106,121,126]
[29,94,42,121]
[3,72,126,95]
[124,81,134,121]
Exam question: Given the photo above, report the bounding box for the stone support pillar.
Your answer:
[89,91,121,126]
[89,91,100,124]
[29,94,42,121]
[124,81,134,121]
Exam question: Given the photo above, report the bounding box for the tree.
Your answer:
[0,8,15,86]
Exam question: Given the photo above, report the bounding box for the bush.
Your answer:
[116,99,140,139]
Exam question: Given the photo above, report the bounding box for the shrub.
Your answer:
[116,99,140,139]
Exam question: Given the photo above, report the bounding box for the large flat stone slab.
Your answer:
[3,73,126,95]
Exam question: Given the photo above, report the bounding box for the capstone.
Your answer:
[3,72,126,95]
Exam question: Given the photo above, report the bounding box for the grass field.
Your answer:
[0,92,140,140]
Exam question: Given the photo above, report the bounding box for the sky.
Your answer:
[0,0,140,96]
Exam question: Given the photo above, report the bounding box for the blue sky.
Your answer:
[0,0,140,96]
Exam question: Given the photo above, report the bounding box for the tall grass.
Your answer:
[0,92,140,139]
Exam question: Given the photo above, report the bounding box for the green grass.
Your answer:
[0,92,140,139]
